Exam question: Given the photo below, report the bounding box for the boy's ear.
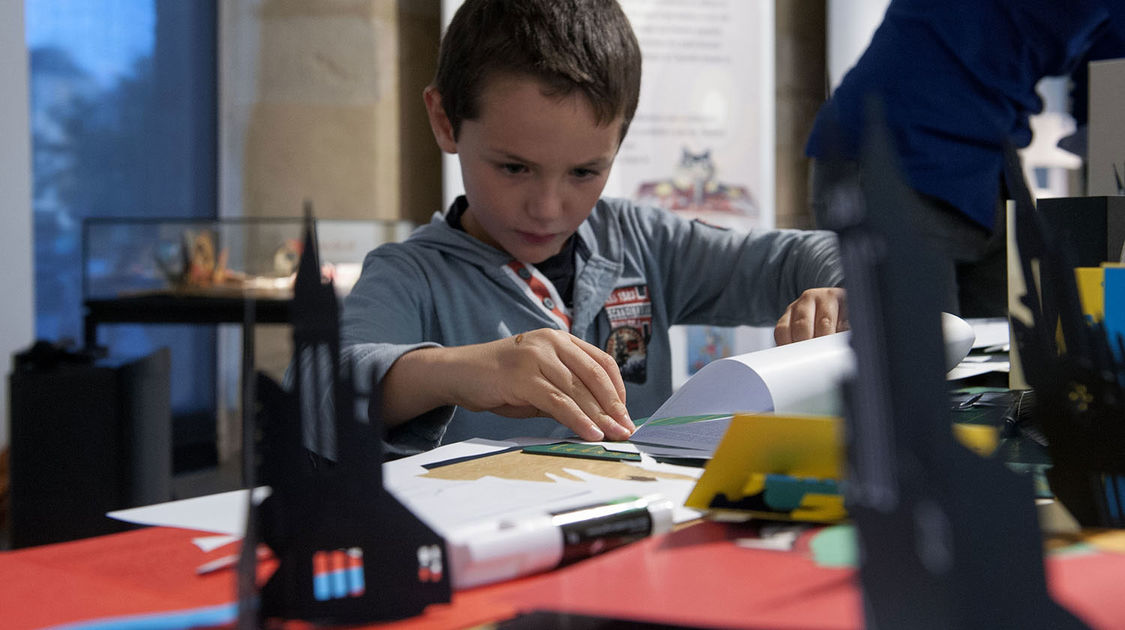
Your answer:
[423,86,458,154]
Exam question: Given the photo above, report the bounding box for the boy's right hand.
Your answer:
[381,329,634,441]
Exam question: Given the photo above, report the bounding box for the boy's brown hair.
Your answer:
[433,0,642,142]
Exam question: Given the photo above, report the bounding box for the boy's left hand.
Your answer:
[774,287,848,345]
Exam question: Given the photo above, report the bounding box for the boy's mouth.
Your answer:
[517,231,557,245]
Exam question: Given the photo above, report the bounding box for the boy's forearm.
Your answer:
[378,346,457,427]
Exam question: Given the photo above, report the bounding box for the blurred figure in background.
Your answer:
[806,0,1125,318]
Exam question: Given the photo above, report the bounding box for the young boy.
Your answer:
[339,0,846,457]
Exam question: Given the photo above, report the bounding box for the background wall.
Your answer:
[775,0,825,229]
[1,0,35,452]
[214,0,440,461]
[238,0,440,224]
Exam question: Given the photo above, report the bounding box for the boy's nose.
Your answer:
[527,181,564,220]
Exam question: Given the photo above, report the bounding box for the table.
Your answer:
[3,520,1124,629]
[83,294,291,343]
[83,295,292,399]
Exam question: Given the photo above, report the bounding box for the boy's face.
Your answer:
[425,74,624,263]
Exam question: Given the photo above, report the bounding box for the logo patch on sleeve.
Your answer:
[604,285,652,383]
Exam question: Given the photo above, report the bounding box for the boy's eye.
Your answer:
[572,167,599,179]
[499,163,527,175]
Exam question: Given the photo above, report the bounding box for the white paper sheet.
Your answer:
[966,317,1010,349]
[107,488,271,536]
[383,439,705,529]
[108,439,704,538]
[647,313,976,422]
[192,534,241,552]
[947,355,1011,380]
[630,415,736,454]
[649,331,855,420]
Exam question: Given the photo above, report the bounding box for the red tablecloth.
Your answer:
[2,522,1123,629]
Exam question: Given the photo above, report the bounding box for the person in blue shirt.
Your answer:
[806,0,1125,318]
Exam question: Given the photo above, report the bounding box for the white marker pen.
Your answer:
[447,494,676,590]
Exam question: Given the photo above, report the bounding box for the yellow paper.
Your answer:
[687,414,1000,523]
[1076,266,1106,323]
[951,423,1000,457]
[685,414,845,523]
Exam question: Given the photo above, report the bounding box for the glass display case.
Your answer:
[82,216,412,304]
[81,216,413,349]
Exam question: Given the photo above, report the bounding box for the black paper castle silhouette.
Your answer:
[241,206,450,625]
[825,103,1085,629]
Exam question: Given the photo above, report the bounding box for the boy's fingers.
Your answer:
[836,303,850,333]
[570,336,628,405]
[521,386,607,441]
[811,288,848,337]
[774,312,793,345]
[565,337,632,436]
[495,400,607,442]
[537,355,632,440]
[522,330,632,438]
[776,288,848,344]
[481,329,632,441]
[777,303,814,343]
[813,301,839,338]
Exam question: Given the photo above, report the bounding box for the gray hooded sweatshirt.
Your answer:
[335,196,842,457]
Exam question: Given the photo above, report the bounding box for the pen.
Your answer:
[446,494,675,590]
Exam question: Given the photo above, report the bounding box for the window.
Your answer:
[27,0,219,470]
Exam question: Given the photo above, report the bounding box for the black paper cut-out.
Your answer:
[1006,146,1125,529]
[823,100,1085,629]
[243,204,451,625]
